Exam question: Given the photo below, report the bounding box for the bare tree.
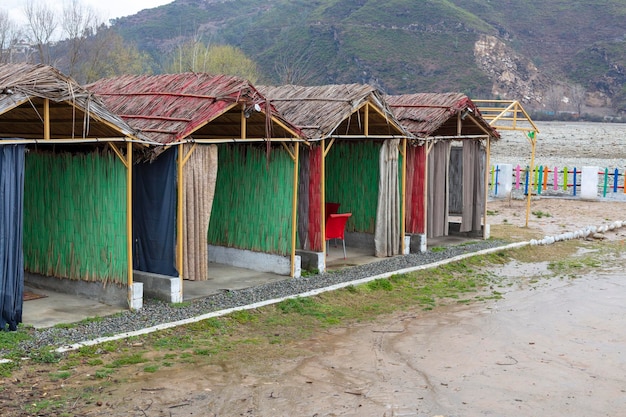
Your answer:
[80,27,154,83]
[544,84,565,115]
[0,10,20,63]
[61,0,99,78]
[570,84,586,116]
[24,0,58,64]
[273,50,313,85]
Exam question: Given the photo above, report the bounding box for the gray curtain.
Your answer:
[375,139,401,257]
[0,144,25,331]
[183,144,218,281]
[427,141,451,238]
[460,140,485,232]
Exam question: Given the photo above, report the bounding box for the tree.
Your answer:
[61,0,99,78]
[0,10,21,63]
[79,28,153,83]
[544,84,565,115]
[165,40,259,82]
[24,0,58,64]
[273,50,313,85]
[570,84,586,116]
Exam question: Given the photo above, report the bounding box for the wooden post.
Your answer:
[321,139,326,257]
[483,137,490,239]
[400,138,407,253]
[364,103,369,136]
[44,98,50,140]
[525,132,537,227]
[126,142,133,306]
[177,143,184,281]
[290,142,299,277]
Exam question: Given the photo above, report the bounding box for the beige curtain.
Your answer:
[375,139,401,257]
[427,141,451,238]
[183,144,218,281]
[460,140,485,232]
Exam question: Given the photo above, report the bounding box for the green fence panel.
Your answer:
[23,150,127,284]
[325,141,380,233]
[208,145,294,255]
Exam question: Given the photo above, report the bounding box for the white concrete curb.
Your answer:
[55,241,530,354]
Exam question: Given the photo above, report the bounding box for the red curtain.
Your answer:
[308,146,323,251]
[405,145,426,234]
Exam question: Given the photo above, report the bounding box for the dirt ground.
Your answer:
[9,197,618,417]
[5,122,626,416]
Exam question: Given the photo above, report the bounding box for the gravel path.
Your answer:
[8,240,507,357]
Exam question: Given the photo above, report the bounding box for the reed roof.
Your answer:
[386,92,500,140]
[88,73,303,145]
[0,63,149,142]
[257,84,410,140]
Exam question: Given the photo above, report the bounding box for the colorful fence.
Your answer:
[489,164,626,198]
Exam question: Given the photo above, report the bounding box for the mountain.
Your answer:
[110,0,626,115]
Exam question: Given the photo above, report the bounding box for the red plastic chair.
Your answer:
[325,202,340,219]
[325,213,352,259]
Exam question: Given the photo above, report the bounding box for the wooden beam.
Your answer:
[177,143,184,281]
[44,98,50,140]
[290,142,299,277]
[364,102,369,136]
[400,138,407,253]
[108,143,128,168]
[321,140,327,259]
[126,142,134,308]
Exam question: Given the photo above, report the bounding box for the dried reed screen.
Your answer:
[207,144,294,256]
[183,144,217,281]
[325,141,380,233]
[23,150,128,284]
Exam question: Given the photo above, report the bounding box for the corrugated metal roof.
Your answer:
[0,63,150,142]
[386,92,500,140]
[88,73,303,144]
[258,84,410,140]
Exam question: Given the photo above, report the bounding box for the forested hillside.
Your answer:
[109,0,626,115]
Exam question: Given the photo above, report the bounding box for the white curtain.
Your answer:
[427,141,451,238]
[183,144,218,281]
[375,139,401,257]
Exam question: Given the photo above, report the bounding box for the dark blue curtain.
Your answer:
[0,144,25,331]
[133,147,179,277]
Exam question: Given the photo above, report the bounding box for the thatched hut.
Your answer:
[386,93,500,244]
[0,63,153,328]
[88,73,305,301]
[258,84,412,272]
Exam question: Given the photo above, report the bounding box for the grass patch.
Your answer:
[532,210,552,218]
[1,236,621,417]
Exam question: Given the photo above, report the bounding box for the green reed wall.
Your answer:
[23,150,128,284]
[325,141,380,233]
[208,145,294,255]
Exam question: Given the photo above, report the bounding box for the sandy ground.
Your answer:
[62,196,623,417]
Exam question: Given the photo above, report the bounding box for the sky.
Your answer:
[3,0,173,26]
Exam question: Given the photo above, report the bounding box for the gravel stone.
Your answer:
[3,239,509,357]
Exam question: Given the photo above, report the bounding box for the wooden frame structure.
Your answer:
[259,84,412,261]
[0,63,154,310]
[474,99,540,226]
[387,93,500,242]
[89,73,305,298]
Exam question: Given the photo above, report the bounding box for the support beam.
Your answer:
[126,142,134,307]
[364,103,369,136]
[177,143,184,282]
[483,137,491,239]
[321,140,326,256]
[44,98,50,140]
[290,142,299,277]
[400,138,407,253]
